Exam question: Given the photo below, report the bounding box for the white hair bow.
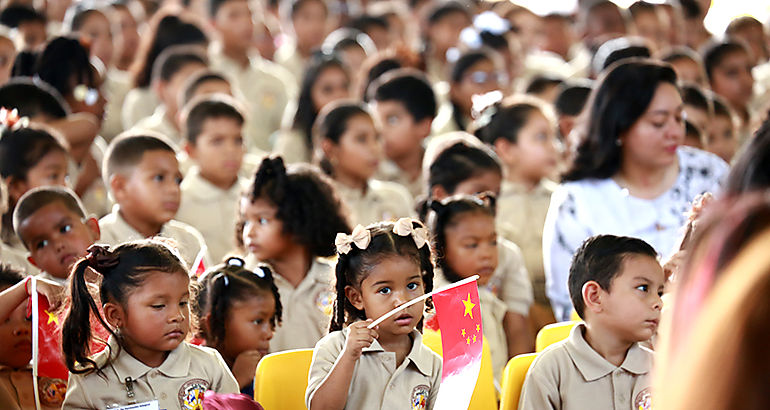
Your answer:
[393,218,430,249]
[335,224,371,255]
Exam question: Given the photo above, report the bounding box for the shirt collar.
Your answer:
[358,329,434,377]
[110,205,168,238]
[106,337,191,380]
[565,323,651,381]
[181,167,246,200]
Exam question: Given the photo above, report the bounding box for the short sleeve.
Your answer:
[62,372,93,409]
[209,349,240,394]
[305,332,346,408]
[496,239,534,316]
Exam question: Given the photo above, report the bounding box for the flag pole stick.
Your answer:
[31,277,41,410]
[367,275,479,329]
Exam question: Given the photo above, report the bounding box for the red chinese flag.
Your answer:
[431,277,483,409]
[191,249,207,277]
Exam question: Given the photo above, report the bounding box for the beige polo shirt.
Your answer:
[209,48,296,153]
[0,242,39,276]
[245,255,335,352]
[484,237,534,317]
[497,179,556,306]
[67,136,111,218]
[335,179,415,226]
[122,87,159,131]
[274,40,306,86]
[375,159,425,202]
[272,127,311,165]
[98,205,212,269]
[176,167,248,262]
[63,338,239,409]
[132,106,182,147]
[519,323,653,410]
[305,328,442,410]
[0,366,63,410]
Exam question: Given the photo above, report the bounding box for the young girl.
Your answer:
[473,95,559,330]
[305,219,442,410]
[428,194,530,384]
[194,256,282,396]
[314,100,414,226]
[61,241,239,409]
[238,156,350,352]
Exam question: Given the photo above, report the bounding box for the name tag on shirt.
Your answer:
[110,400,160,410]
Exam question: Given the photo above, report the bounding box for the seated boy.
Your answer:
[519,234,663,410]
[13,186,100,284]
[176,95,249,262]
[99,131,211,267]
[370,68,437,200]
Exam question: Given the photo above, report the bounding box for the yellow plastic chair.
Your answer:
[498,353,538,410]
[253,348,314,410]
[535,321,579,352]
[422,329,498,410]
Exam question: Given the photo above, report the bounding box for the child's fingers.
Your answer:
[369,328,379,340]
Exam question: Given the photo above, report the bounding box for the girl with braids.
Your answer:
[61,241,238,409]
[305,219,441,410]
[427,193,531,386]
[194,257,282,396]
[237,155,350,352]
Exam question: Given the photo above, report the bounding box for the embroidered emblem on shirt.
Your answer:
[38,377,67,407]
[316,289,335,316]
[411,384,430,409]
[178,378,210,410]
[634,387,652,410]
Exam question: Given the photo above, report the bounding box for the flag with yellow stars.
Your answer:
[29,282,69,382]
[430,277,483,410]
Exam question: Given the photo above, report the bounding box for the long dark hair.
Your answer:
[34,36,94,99]
[563,59,678,182]
[724,114,770,195]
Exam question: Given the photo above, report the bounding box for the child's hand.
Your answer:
[231,350,266,390]
[27,277,65,308]
[342,320,378,360]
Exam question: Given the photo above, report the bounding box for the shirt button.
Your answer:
[161,393,167,400]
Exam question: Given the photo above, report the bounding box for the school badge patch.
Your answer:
[316,290,335,316]
[634,388,652,410]
[38,377,67,407]
[411,384,429,409]
[178,378,210,410]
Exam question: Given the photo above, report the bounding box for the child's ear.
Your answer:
[582,280,604,315]
[321,138,336,159]
[85,217,100,241]
[103,302,125,329]
[494,138,517,163]
[415,117,433,139]
[344,285,365,311]
[184,142,197,160]
[109,174,127,202]
[27,255,39,269]
[5,176,28,203]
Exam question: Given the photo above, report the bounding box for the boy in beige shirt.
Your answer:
[519,235,663,410]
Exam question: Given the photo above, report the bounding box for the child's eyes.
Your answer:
[151,304,165,309]
[175,176,183,185]
[36,239,49,249]
[179,301,188,307]
[377,287,391,295]
[636,284,649,292]
[386,115,399,125]
[60,224,72,234]
[153,174,164,182]
[253,319,264,325]
[407,282,419,291]
[259,217,269,225]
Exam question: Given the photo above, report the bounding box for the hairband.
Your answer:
[0,107,29,132]
[335,218,430,255]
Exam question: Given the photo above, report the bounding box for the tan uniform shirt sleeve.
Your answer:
[518,352,561,410]
[305,331,345,408]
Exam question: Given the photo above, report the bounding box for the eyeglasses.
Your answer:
[466,71,507,85]
[72,84,100,106]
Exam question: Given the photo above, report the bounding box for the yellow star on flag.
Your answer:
[473,335,477,343]
[45,310,59,326]
[461,328,466,337]
[466,337,471,345]
[462,293,476,319]
[476,324,480,333]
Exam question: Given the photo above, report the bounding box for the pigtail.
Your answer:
[204,273,231,345]
[329,254,351,332]
[258,265,283,327]
[252,156,288,202]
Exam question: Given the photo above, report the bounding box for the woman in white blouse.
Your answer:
[543,59,729,320]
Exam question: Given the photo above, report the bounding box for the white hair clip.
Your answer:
[393,218,430,249]
[335,224,371,255]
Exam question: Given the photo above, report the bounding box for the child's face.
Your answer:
[504,111,559,182]
[682,104,710,136]
[80,11,114,68]
[0,284,32,369]
[10,150,69,202]
[214,0,254,52]
[428,11,470,53]
[292,0,327,50]
[18,201,99,279]
[113,150,182,229]
[107,271,190,367]
[0,37,16,85]
[347,255,425,337]
[160,63,207,116]
[451,59,504,115]
[444,212,497,285]
[189,80,232,101]
[705,114,737,163]
[17,21,46,51]
[595,254,664,344]
[442,170,502,200]
[187,117,244,188]
[372,100,429,162]
[311,66,350,112]
[710,50,754,109]
[219,292,276,362]
[240,198,294,262]
[670,58,704,86]
[112,7,140,64]
[328,114,382,184]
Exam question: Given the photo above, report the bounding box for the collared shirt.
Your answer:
[67,136,111,218]
[519,323,653,410]
[98,206,211,269]
[272,127,311,165]
[176,167,249,262]
[497,179,556,306]
[245,255,336,352]
[0,365,63,410]
[274,40,306,86]
[122,87,159,131]
[334,179,415,226]
[101,68,133,140]
[375,160,425,201]
[63,338,239,410]
[132,106,182,147]
[484,237,534,317]
[305,328,442,410]
[0,242,38,276]
[209,47,297,153]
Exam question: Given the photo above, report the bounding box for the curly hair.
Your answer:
[329,220,434,332]
[237,156,351,257]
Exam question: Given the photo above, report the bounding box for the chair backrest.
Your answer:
[498,353,538,410]
[253,348,314,410]
[535,321,579,352]
[422,329,498,410]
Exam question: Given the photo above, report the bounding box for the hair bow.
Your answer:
[335,225,371,255]
[86,244,120,270]
[393,218,430,249]
[0,107,29,131]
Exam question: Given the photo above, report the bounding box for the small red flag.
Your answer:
[191,248,207,277]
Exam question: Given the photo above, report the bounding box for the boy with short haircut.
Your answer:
[98,131,211,267]
[370,69,437,200]
[176,95,249,262]
[207,0,296,152]
[133,46,208,146]
[13,186,100,284]
[519,234,663,410]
